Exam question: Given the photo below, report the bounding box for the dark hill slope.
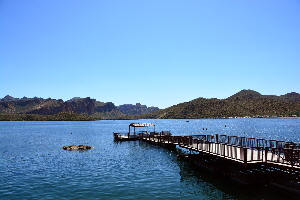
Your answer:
[0,97,125,119]
[129,97,300,119]
[0,96,159,119]
[0,112,98,121]
[1,90,299,120]
[117,103,159,115]
[266,92,300,102]
[229,89,300,102]
[227,89,263,99]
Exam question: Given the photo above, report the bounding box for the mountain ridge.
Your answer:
[0,96,159,119]
[1,90,300,119]
[121,90,300,119]
[227,89,300,102]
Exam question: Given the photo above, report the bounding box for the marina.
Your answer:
[114,122,300,194]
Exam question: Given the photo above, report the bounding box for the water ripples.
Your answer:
[1,118,300,199]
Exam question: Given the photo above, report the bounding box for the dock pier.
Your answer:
[141,133,300,168]
[114,123,300,194]
[138,133,300,193]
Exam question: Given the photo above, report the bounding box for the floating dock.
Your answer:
[114,125,300,194]
[141,133,300,194]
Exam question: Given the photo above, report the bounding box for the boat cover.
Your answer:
[129,123,155,127]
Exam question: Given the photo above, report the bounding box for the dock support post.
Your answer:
[215,134,219,143]
[264,147,269,163]
[242,147,248,168]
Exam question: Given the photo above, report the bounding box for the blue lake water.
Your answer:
[1,118,300,199]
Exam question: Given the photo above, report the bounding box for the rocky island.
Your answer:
[62,145,94,151]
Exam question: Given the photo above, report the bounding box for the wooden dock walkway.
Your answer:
[114,123,300,193]
[136,133,300,193]
[140,133,300,169]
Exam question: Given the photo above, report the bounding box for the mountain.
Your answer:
[0,96,159,119]
[1,90,299,120]
[272,92,300,102]
[228,89,300,102]
[1,95,19,101]
[1,95,43,102]
[121,90,300,119]
[0,112,98,121]
[227,89,263,99]
[117,103,159,115]
[0,97,125,119]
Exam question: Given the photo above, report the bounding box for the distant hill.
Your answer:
[1,90,299,120]
[0,112,99,121]
[0,96,159,119]
[228,89,300,102]
[266,92,300,102]
[227,89,263,99]
[121,90,300,119]
[1,95,43,102]
[117,103,159,115]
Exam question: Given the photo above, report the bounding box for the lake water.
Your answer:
[1,118,300,200]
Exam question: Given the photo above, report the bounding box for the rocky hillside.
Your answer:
[0,96,159,119]
[1,90,299,120]
[117,103,159,115]
[0,96,122,119]
[121,90,300,119]
[0,112,99,121]
[228,89,300,102]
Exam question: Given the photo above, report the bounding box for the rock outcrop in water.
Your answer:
[62,145,94,151]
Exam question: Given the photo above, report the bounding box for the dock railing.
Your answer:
[142,134,300,168]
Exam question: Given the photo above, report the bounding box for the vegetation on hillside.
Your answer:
[1,90,300,120]
[0,112,101,121]
[0,97,154,119]
[120,96,300,119]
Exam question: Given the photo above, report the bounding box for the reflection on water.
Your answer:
[178,159,299,200]
[0,118,300,199]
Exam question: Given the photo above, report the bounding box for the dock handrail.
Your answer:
[141,133,300,168]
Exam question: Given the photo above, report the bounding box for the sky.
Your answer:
[1,0,300,109]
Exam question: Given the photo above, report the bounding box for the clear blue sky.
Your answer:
[1,0,300,109]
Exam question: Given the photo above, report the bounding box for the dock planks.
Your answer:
[116,132,300,193]
[141,134,300,170]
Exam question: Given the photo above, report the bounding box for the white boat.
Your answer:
[113,123,170,141]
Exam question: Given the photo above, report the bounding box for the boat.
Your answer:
[113,123,171,141]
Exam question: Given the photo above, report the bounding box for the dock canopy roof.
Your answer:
[129,123,155,127]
